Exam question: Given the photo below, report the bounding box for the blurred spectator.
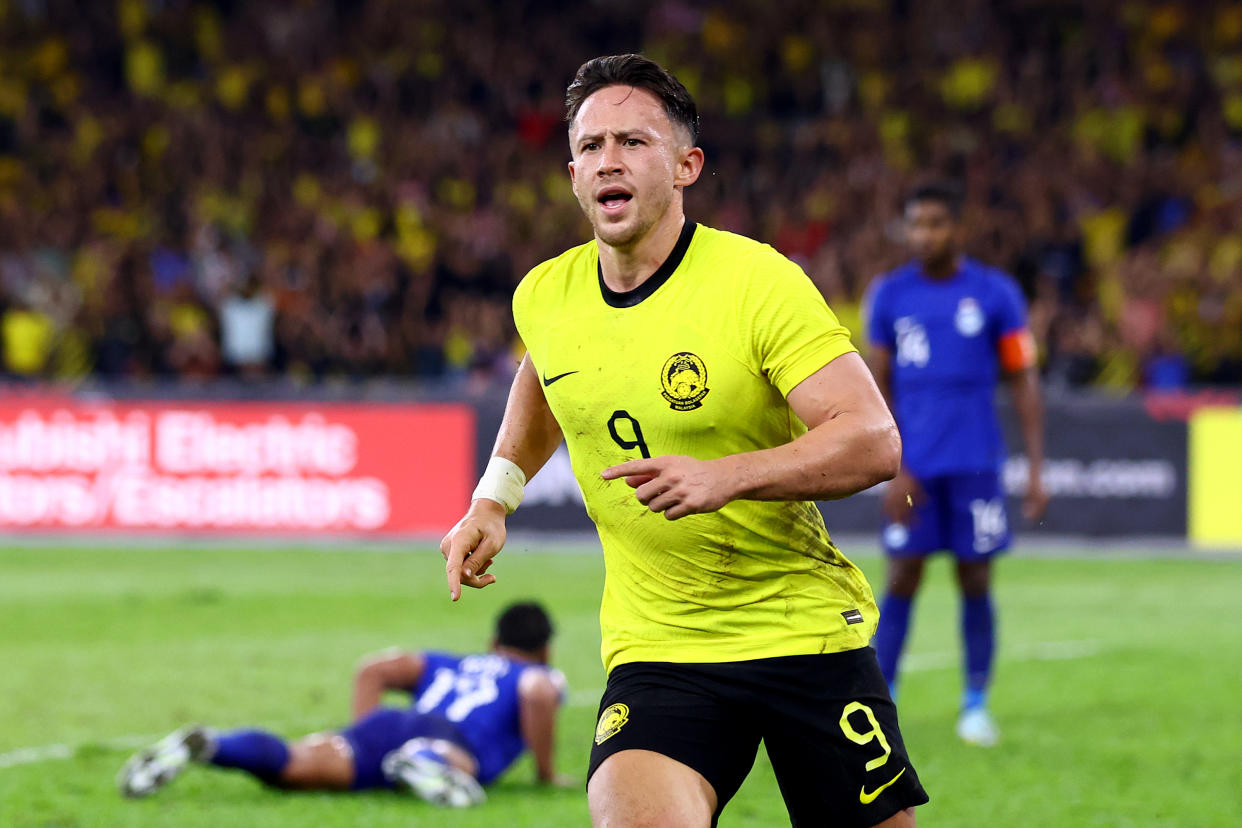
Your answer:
[219,275,275,376]
[2,294,55,377]
[1144,332,1192,390]
[0,0,1236,390]
[1043,312,1103,392]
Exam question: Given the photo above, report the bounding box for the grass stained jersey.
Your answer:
[513,223,877,672]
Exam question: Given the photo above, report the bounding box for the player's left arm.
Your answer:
[517,669,571,786]
[603,352,900,518]
[1000,326,1048,521]
[863,280,924,523]
[994,273,1047,522]
[350,648,426,720]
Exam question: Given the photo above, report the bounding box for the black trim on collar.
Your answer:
[598,222,697,308]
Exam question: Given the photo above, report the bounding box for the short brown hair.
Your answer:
[565,54,700,145]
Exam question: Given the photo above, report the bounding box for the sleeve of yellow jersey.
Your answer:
[510,268,537,366]
[743,249,857,397]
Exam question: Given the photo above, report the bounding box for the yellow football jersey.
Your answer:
[513,222,879,672]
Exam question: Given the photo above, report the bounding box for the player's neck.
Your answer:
[597,211,686,293]
[492,645,543,664]
[921,254,961,281]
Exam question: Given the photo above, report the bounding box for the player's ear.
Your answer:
[674,146,704,190]
[568,160,580,195]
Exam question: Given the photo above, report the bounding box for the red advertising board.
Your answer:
[0,398,474,534]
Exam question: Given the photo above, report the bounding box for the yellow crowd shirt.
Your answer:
[513,222,879,672]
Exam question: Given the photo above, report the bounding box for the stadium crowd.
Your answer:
[0,0,1238,389]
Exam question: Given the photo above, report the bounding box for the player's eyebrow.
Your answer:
[576,128,655,146]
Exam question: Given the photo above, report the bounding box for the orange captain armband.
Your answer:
[998,328,1037,372]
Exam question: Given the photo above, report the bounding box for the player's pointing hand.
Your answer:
[440,499,507,601]
[602,455,735,520]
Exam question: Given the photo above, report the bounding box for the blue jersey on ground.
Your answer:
[866,257,1028,478]
[410,652,560,785]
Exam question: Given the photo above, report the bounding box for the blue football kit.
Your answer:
[866,257,1031,559]
[341,652,562,788]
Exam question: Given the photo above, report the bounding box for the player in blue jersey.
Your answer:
[118,602,567,805]
[865,183,1047,747]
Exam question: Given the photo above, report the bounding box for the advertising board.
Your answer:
[0,398,473,534]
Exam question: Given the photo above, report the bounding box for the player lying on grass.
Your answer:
[118,602,567,806]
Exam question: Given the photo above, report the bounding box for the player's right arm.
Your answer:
[441,353,563,601]
[866,342,922,523]
[866,343,893,409]
[350,648,426,720]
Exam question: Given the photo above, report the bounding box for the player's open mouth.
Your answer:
[597,188,633,213]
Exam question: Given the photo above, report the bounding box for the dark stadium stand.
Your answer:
[0,0,1238,388]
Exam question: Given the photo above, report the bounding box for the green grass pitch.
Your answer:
[1,539,1240,827]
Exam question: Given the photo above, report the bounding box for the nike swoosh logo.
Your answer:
[859,767,905,805]
[542,371,579,386]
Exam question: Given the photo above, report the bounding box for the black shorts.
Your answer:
[587,647,929,827]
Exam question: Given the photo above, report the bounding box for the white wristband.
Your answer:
[472,456,527,515]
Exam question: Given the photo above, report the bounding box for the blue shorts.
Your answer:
[881,471,1010,560]
[339,708,472,790]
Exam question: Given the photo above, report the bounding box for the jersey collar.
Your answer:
[597,221,697,308]
[913,255,968,284]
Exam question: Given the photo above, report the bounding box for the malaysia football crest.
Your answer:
[595,703,630,745]
[661,352,709,411]
[955,297,984,337]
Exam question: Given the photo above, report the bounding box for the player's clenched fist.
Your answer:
[602,455,735,520]
[441,499,508,601]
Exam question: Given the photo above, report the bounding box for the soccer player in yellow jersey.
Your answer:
[441,54,928,828]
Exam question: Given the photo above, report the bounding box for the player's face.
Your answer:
[568,86,702,249]
[905,201,958,266]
